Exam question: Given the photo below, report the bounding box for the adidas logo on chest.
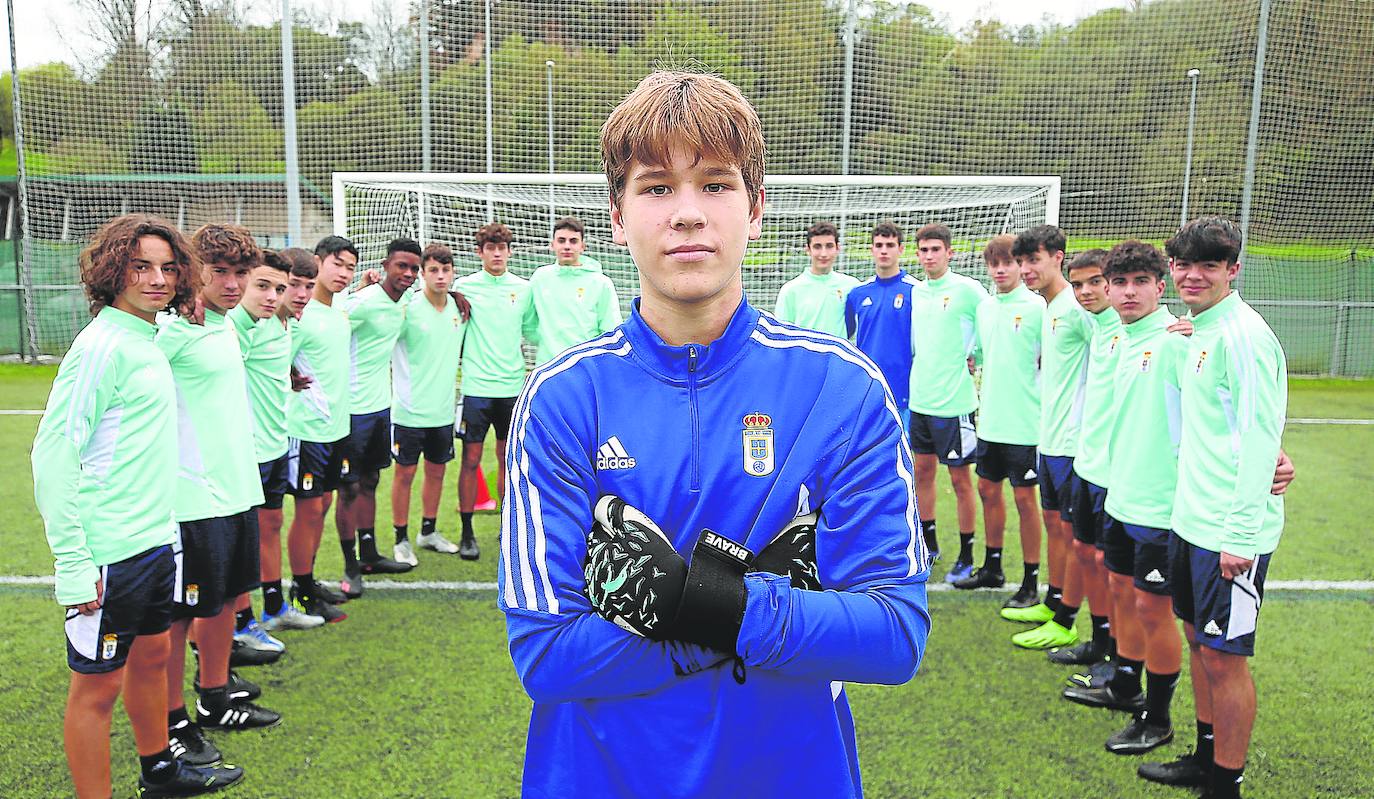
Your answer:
[596,436,636,470]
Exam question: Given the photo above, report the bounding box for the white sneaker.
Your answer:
[260,603,325,631]
[233,619,286,654]
[393,539,420,566]
[418,531,460,554]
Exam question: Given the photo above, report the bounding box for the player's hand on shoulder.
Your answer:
[1167,317,1194,337]
[451,290,473,321]
[361,269,382,287]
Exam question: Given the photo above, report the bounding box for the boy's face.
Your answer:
[241,265,288,320]
[1069,265,1110,314]
[382,250,420,293]
[871,236,903,271]
[1170,257,1237,314]
[422,258,454,294]
[986,257,1020,293]
[200,259,251,314]
[916,238,951,279]
[1108,270,1165,324]
[552,229,585,265]
[284,272,316,318]
[318,250,356,294]
[610,145,762,309]
[1017,246,1064,292]
[479,242,510,275]
[116,235,179,321]
[807,235,838,272]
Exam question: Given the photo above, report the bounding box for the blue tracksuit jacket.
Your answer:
[844,272,918,408]
[500,296,931,799]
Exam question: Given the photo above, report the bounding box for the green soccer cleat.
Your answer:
[1000,602,1055,623]
[1012,620,1079,650]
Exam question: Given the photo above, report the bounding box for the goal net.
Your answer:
[333,173,1060,312]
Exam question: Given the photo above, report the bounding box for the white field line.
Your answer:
[1,575,1370,592]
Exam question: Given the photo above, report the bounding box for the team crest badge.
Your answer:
[741,413,775,477]
[942,295,951,310]
[1140,351,1153,372]
[303,473,314,491]
[894,294,904,309]
[101,634,118,660]
[835,289,844,300]
[186,584,200,606]
[341,458,351,476]
[576,286,586,301]
[1109,335,1120,354]
[1051,316,1060,333]
[1195,351,1208,373]
[509,292,517,304]
[392,441,401,456]
[1012,315,1023,332]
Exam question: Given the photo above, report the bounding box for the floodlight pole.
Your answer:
[547,59,555,231]
[420,0,431,172]
[280,0,302,246]
[484,0,494,221]
[1182,68,1200,226]
[1238,0,1271,289]
[838,0,857,268]
[7,0,39,361]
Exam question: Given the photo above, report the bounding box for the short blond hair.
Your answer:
[600,70,764,207]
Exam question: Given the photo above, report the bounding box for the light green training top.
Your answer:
[1068,307,1123,487]
[973,284,1045,446]
[1104,307,1185,530]
[527,258,622,365]
[33,306,179,605]
[1171,293,1287,557]
[454,269,535,398]
[393,291,467,427]
[909,270,988,416]
[288,298,352,443]
[229,305,291,462]
[1038,287,1094,458]
[342,282,408,415]
[156,309,265,521]
[773,269,860,339]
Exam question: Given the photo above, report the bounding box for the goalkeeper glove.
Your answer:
[751,511,822,590]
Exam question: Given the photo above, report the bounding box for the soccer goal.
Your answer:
[332,173,1060,312]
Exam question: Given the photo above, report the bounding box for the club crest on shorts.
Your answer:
[893,294,904,309]
[101,633,118,660]
[186,584,200,606]
[341,458,351,476]
[303,473,314,491]
[741,413,775,477]
[1140,351,1153,372]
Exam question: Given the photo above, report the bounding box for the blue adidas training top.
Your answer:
[844,272,918,408]
[500,297,931,799]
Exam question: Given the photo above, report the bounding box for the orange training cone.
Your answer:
[474,465,498,511]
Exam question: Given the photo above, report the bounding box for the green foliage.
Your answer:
[129,103,199,173]
[194,81,283,172]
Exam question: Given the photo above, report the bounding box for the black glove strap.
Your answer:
[673,529,754,653]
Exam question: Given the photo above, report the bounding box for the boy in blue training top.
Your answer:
[498,70,931,799]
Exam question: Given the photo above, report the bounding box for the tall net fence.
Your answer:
[3,0,1371,374]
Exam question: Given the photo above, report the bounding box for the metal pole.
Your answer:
[281,0,302,246]
[546,59,555,231]
[1238,0,1271,288]
[7,0,40,361]
[484,0,494,221]
[420,0,431,172]
[838,0,857,268]
[1182,68,1200,226]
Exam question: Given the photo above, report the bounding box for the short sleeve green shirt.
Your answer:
[341,283,408,415]
[288,298,352,443]
[454,269,533,398]
[1038,288,1094,458]
[974,285,1045,446]
[772,269,860,338]
[229,306,292,462]
[909,270,988,416]
[1068,307,1123,487]
[393,292,467,427]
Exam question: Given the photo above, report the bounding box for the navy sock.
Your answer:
[957,532,975,564]
[1046,584,1063,612]
[394,524,409,544]
[1091,614,1111,650]
[921,519,938,555]
[1196,720,1215,762]
[421,517,437,535]
[262,580,284,616]
[1111,656,1144,696]
[1052,601,1079,629]
[234,607,254,632]
[1210,763,1244,799]
[462,512,474,538]
[1144,670,1179,727]
[984,547,1003,573]
[1021,562,1039,592]
[140,748,176,784]
[358,528,379,560]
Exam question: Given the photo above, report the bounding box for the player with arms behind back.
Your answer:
[499,70,930,799]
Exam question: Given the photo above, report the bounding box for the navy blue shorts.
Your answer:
[975,439,1039,486]
[1069,474,1108,546]
[1103,516,1172,595]
[287,437,350,498]
[460,396,517,444]
[392,423,456,466]
[66,544,175,674]
[173,510,261,619]
[258,454,290,510]
[345,409,393,479]
[1038,454,1076,518]
[909,412,977,466]
[1169,533,1271,656]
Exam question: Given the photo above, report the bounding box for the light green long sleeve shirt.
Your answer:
[342,283,408,415]
[973,284,1045,446]
[288,298,352,443]
[908,270,988,417]
[772,269,860,338]
[1038,287,1094,458]
[1068,307,1122,487]
[455,269,535,398]
[527,258,622,365]
[230,306,292,462]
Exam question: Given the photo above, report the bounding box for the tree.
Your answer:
[129,102,199,173]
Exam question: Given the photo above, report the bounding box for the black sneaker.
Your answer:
[1001,585,1040,609]
[1138,750,1209,786]
[168,719,221,767]
[953,567,1005,590]
[341,563,364,599]
[312,580,349,605]
[1062,682,1147,713]
[1067,657,1116,689]
[196,697,283,730]
[1107,713,1174,754]
[360,555,413,574]
[194,670,261,702]
[290,585,347,624]
[137,759,243,796]
[1048,639,1106,665]
[228,638,280,668]
[459,535,481,561]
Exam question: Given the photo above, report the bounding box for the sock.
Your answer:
[1108,635,1118,660]
[199,685,230,713]
[1110,656,1144,696]
[983,547,1004,573]
[140,748,177,784]
[920,519,939,555]
[1021,562,1039,593]
[394,524,409,544]
[1051,601,1079,629]
[262,580,284,616]
[1144,670,1179,728]
[1045,584,1063,612]
[1210,764,1244,799]
[462,512,474,539]
[168,705,191,729]
[340,537,358,569]
[358,528,379,560]
[1091,614,1111,651]
[1196,720,1215,762]
[421,517,437,535]
[294,572,315,598]
[957,532,975,564]
[235,607,254,633]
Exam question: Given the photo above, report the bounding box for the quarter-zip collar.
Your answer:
[100,305,159,340]
[1189,291,1240,331]
[995,284,1033,304]
[623,296,760,385]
